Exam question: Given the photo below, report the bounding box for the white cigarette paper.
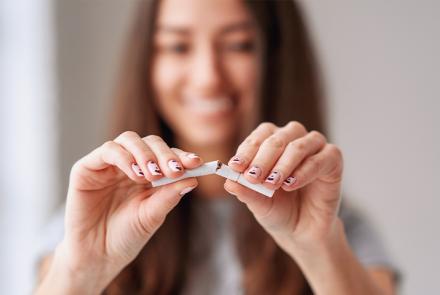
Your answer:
[151,160,275,197]
[214,163,275,197]
[151,160,219,187]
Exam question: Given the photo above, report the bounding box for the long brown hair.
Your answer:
[105,0,326,294]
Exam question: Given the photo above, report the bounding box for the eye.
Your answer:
[164,43,190,54]
[224,40,255,53]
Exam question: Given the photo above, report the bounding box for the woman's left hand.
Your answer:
[224,121,344,254]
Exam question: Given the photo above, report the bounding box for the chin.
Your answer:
[182,127,234,147]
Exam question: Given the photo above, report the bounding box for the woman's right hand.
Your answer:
[45,131,201,293]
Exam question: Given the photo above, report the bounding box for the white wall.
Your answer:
[301,1,439,294]
[55,0,137,195]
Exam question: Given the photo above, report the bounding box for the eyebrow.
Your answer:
[219,20,255,35]
[156,20,255,36]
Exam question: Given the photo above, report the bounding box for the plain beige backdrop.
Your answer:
[2,0,433,294]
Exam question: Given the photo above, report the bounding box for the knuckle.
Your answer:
[327,145,344,172]
[170,147,184,157]
[133,213,152,237]
[288,140,307,158]
[104,141,131,161]
[274,164,290,175]
[102,140,117,151]
[287,121,306,133]
[71,159,81,170]
[141,148,154,159]
[290,140,306,152]
[258,122,277,132]
[264,135,285,149]
[242,137,261,149]
[308,157,321,173]
[120,130,138,139]
[163,195,179,209]
[70,159,83,176]
[143,210,164,233]
[327,144,343,159]
[286,120,299,128]
[309,130,327,143]
[144,134,163,144]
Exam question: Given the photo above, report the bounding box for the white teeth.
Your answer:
[184,97,233,115]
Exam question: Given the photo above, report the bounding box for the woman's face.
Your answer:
[152,0,260,148]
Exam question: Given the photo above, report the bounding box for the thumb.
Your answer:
[224,179,273,218]
[138,178,198,236]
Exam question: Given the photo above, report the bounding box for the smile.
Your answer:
[182,96,235,118]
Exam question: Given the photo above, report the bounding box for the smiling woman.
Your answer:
[151,0,260,148]
[34,0,398,294]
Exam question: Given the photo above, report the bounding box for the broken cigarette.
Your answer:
[151,160,275,197]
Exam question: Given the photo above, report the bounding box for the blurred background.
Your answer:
[0,0,438,293]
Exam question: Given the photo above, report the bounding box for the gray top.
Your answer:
[35,197,399,294]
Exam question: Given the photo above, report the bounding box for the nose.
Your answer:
[188,44,223,95]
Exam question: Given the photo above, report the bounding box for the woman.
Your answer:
[36,0,398,294]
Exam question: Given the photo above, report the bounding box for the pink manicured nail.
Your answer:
[187,153,200,159]
[147,161,162,176]
[131,163,144,177]
[180,186,196,196]
[230,156,243,165]
[168,159,182,172]
[283,176,297,186]
[246,166,261,178]
[265,171,281,184]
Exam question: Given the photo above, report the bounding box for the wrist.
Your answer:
[271,217,344,261]
[280,219,381,295]
[288,218,346,260]
[35,242,115,295]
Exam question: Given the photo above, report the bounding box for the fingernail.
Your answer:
[168,159,182,172]
[246,166,261,178]
[229,156,243,165]
[147,161,162,176]
[187,153,200,159]
[283,176,297,186]
[180,186,196,196]
[131,163,144,177]
[265,171,281,184]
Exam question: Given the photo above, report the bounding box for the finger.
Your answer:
[224,179,273,217]
[243,121,308,184]
[282,144,343,191]
[227,122,278,172]
[137,178,198,236]
[142,135,184,178]
[225,179,296,231]
[264,130,326,188]
[77,140,148,183]
[171,148,204,169]
[114,131,163,181]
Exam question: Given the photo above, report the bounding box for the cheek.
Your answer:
[151,57,186,120]
[224,55,259,118]
[152,57,182,102]
[225,55,258,102]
